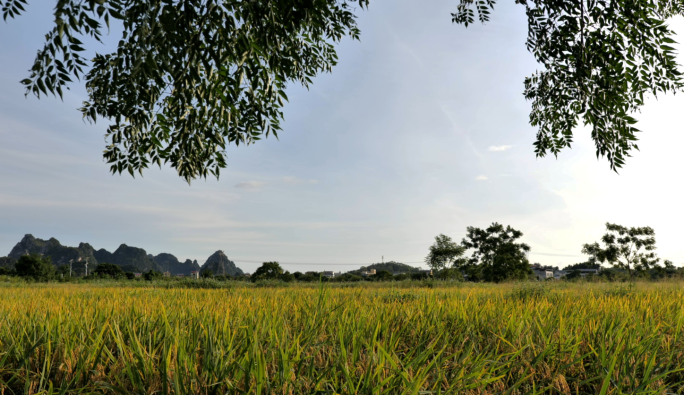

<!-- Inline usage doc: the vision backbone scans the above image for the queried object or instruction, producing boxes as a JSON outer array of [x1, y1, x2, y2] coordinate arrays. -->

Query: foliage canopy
[[1, 0, 366, 182], [453, 0, 683, 170], [2, 0, 682, 180]]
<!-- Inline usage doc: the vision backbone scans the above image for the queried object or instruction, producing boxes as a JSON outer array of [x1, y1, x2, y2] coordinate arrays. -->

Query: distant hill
[[349, 261, 421, 275], [200, 251, 244, 276], [8, 234, 97, 274], [153, 253, 200, 275], [94, 244, 163, 273], [6, 234, 242, 275]]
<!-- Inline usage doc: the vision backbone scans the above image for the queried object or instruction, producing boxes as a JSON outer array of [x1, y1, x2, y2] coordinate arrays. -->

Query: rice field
[[2, 282, 684, 394]]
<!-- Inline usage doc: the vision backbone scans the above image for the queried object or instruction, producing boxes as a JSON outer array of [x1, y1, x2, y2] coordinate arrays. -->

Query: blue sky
[[2, 1, 684, 273]]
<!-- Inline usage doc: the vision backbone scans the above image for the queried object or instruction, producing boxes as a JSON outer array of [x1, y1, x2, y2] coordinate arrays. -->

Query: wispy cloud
[[475, 175, 488, 181], [488, 145, 513, 152], [283, 176, 318, 185], [234, 181, 266, 190]]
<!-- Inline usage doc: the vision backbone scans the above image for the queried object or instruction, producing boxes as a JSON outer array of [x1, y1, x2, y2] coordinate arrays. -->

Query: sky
[[2, 1, 684, 273]]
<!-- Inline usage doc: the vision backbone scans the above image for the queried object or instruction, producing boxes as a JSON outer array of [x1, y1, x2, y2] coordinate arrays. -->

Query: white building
[[533, 269, 554, 280]]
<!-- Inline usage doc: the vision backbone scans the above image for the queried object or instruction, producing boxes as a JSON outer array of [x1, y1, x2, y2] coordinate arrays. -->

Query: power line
[[229, 259, 426, 266]]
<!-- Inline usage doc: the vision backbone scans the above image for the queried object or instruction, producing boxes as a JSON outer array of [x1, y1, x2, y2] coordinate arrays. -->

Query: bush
[[298, 274, 320, 282], [374, 270, 393, 282], [436, 268, 464, 281], [280, 272, 295, 282], [143, 270, 163, 281], [411, 272, 429, 280]]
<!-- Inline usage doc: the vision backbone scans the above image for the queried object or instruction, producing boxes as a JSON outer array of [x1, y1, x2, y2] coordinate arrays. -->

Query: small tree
[[252, 262, 284, 282], [425, 234, 466, 271], [15, 254, 55, 282], [461, 223, 532, 282], [582, 223, 659, 281]]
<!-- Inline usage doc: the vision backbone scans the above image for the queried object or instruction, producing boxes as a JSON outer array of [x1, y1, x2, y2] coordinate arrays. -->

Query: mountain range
[[1, 234, 243, 276]]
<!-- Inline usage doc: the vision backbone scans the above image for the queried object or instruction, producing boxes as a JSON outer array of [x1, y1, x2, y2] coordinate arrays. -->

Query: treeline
[[425, 222, 677, 283], [2, 222, 678, 284], [0, 255, 222, 282]]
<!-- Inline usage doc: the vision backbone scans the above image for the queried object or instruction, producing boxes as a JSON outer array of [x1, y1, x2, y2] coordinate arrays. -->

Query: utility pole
[[69, 259, 73, 277], [382, 255, 384, 264], [84, 258, 89, 277]]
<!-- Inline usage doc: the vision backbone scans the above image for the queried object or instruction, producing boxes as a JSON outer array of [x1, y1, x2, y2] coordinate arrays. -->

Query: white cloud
[[475, 175, 488, 181], [234, 181, 266, 190], [488, 145, 513, 152], [283, 176, 318, 185]]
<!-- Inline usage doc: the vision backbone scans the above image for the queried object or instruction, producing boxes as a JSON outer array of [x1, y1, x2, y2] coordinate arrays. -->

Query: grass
[[1, 281, 684, 394]]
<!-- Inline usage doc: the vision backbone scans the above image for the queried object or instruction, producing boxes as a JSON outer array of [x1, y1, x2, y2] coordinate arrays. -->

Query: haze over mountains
[[0, 234, 243, 276]]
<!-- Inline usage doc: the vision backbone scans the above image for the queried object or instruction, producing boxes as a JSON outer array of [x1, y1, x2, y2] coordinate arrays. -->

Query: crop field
[[2, 282, 684, 394]]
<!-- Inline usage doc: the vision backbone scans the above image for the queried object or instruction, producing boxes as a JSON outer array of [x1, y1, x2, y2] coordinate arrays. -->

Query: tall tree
[[581, 223, 659, 280], [425, 234, 466, 271], [2, 0, 682, 179], [461, 223, 532, 282]]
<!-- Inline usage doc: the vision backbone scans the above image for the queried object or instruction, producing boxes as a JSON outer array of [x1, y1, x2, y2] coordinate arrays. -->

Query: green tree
[[93, 262, 124, 278], [581, 223, 659, 281], [0, 0, 366, 182], [454, 0, 683, 171], [143, 270, 163, 281], [56, 264, 70, 277], [2, 0, 679, 179], [280, 271, 295, 283], [425, 234, 466, 271], [482, 243, 532, 282], [15, 254, 55, 281], [252, 262, 284, 282], [201, 269, 214, 279], [461, 223, 532, 282], [373, 270, 393, 282]]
